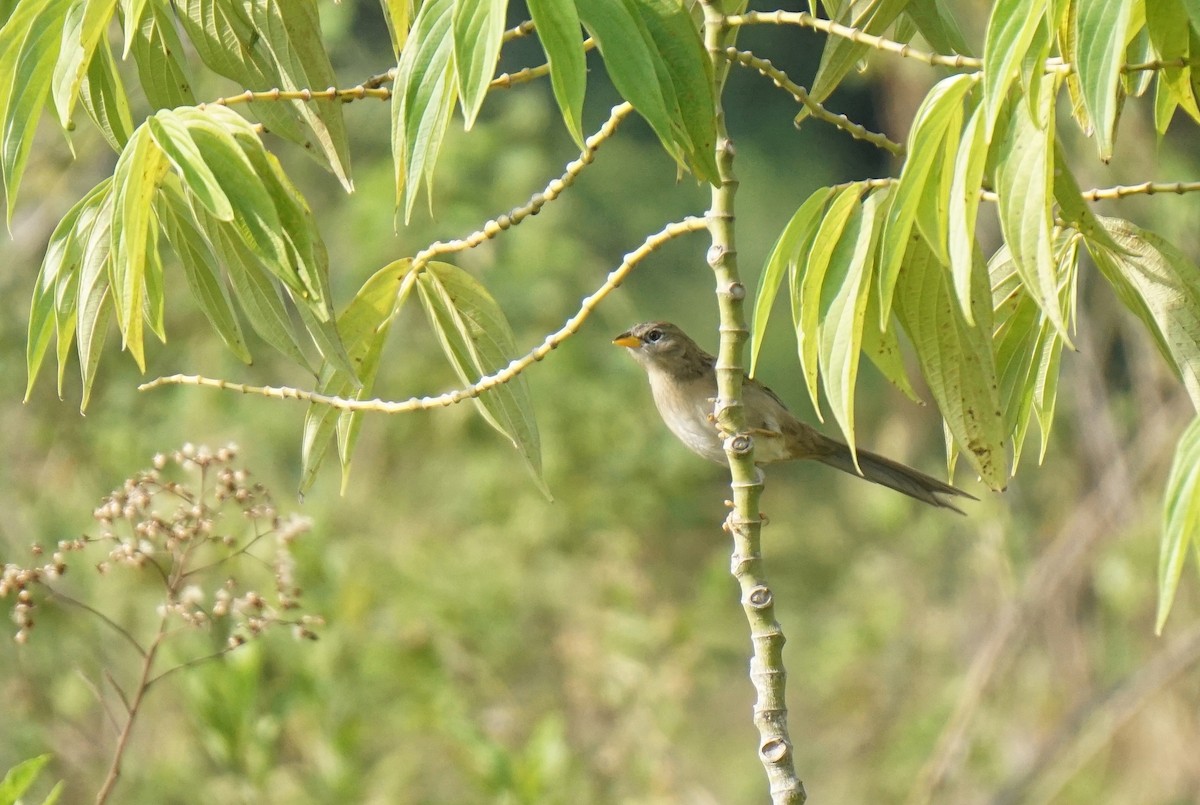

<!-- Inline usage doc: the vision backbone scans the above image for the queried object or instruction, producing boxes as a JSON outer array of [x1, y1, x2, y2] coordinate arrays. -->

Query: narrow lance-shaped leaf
[[527, 0, 587, 147], [949, 100, 988, 323], [1157, 414, 1200, 634], [156, 180, 251, 362], [981, 0, 1048, 141], [109, 125, 168, 372], [417, 261, 551, 499], [393, 0, 456, 221], [894, 233, 1007, 489], [878, 73, 979, 326], [0, 0, 74, 224], [453, 0, 506, 129], [628, 0, 718, 183], [244, 0, 354, 190], [994, 73, 1071, 342], [301, 260, 414, 496], [1088, 217, 1200, 411], [77, 188, 115, 411], [798, 0, 909, 123], [1051, 141, 1122, 253], [750, 187, 833, 376], [819, 187, 890, 462], [130, 0, 196, 110], [1145, 0, 1200, 124], [26, 178, 113, 399], [79, 35, 135, 151], [1076, 0, 1133, 161], [797, 182, 864, 415], [576, 0, 685, 171]]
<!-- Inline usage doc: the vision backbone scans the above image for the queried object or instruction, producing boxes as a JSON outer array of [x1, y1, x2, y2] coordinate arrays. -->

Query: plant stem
[[700, 2, 805, 803], [94, 615, 167, 805]]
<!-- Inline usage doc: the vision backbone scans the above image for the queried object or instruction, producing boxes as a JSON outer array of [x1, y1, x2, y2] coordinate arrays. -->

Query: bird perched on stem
[[613, 321, 975, 513]]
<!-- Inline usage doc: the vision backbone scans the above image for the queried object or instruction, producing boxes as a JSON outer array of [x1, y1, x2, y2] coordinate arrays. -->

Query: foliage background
[[2, 1, 1200, 802]]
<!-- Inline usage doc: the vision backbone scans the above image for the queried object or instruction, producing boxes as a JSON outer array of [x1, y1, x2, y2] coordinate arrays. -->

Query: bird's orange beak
[[612, 333, 642, 348]]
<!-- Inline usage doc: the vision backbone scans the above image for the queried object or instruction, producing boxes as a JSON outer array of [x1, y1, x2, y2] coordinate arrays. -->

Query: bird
[[613, 321, 976, 513]]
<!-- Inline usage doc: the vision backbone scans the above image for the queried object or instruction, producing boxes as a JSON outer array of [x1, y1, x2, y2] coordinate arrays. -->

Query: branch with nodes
[[723, 47, 904, 155], [409, 102, 634, 273], [139, 216, 709, 409], [727, 10, 1186, 77]]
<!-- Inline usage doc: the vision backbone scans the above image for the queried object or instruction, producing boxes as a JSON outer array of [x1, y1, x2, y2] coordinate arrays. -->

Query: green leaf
[[417, 261, 551, 499], [819, 187, 890, 460], [157, 181, 251, 363], [797, 182, 865, 414], [52, 0, 117, 132], [1051, 140, 1122, 253], [79, 34, 134, 151], [118, 0, 152, 56], [877, 73, 979, 326], [1089, 217, 1200, 411], [913, 90, 965, 267], [77, 187, 115, 411], [948, 101, 988, 323], [905, 0, 974, 57], [208, 219, 312, 371], [798, 0, 909, 122], [1158, 414, 1200, 634], [392, 0, 457, 221], [453, 0, 506, 129], [628, 0, 718, 183], [989, 239, 1071, 471], [130, 0, 196, 109], [243, 0, 354, 190], [301, 260, 413, 496], [176, 0, 347, 181], [0, 754, 53, 804], [26, 178, 112, 400], [894, 232, 1007, 489], [0, 0, 73, 224], [576, 0, 685, 171], [147, 111, 234, 222], [380, 0, 411, 56], [1076, 0, 1133, 161], [527, 0, 586, 147], [1057, 0, 1092, 134], [749, 187, 832, 377], [1145, 0, 1200, 124], [862, 268, 922, 404], [982, 0, 1048, 141], [178, 106, 325, 308], [109, 125, 168, 372], [993, 75, 1070, 341]]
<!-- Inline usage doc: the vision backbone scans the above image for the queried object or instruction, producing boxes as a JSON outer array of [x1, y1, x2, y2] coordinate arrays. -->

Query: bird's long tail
[[815, 439, 977, 514]]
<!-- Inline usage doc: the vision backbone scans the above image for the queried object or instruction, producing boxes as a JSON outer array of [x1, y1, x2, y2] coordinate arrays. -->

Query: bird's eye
[[645, 328, 663, 343]]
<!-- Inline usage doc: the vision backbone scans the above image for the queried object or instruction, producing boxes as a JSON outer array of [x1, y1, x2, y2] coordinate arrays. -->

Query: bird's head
[[612, 321, 710, 380]]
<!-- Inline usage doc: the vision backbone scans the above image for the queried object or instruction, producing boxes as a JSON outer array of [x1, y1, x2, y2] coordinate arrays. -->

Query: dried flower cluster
[[2, 443, 322, 647]]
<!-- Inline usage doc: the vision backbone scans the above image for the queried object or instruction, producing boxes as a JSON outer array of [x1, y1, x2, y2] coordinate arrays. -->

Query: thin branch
[[729, 10, 1182, 77], [490, 39, 597, 91], [727, 10, 981, 70], [76, 670, 122, 734], [723, 47, 904, 155], [139, 216, 709, 411], [94, 616, 168, 805], [502, 19, 536, 42], [146, 644, 240, 689], [410, 102, 634, 273], [45, 588, 147, 657]]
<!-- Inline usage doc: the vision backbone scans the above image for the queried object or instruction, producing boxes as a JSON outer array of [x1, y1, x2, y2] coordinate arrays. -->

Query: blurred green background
[[3, 2, 1200, 803]]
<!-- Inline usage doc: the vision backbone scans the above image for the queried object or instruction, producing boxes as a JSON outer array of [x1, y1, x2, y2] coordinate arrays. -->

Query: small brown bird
[[613, 321, 975, 513]]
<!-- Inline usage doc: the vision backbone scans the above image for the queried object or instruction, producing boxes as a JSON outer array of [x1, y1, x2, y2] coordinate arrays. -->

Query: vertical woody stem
[[700, 2, 805, 803]]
